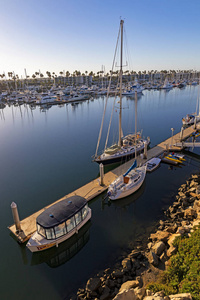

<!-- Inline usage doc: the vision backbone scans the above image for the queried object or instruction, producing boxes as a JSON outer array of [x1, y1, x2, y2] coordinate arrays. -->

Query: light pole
[[171, 128, 175, 147]]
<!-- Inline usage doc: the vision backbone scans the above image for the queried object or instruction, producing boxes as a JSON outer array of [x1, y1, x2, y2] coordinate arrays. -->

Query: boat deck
[[8, 125, 196, 243]]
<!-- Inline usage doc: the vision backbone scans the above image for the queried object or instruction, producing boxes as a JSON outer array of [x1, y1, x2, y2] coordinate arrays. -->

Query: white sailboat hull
[[108, 165, 146, 200]]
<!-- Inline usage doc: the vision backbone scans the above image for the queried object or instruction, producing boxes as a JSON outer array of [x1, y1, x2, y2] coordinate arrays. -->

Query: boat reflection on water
[[112, 181, 146, 208], [31, 221, 91, 268], [102, 181, 146, 210]]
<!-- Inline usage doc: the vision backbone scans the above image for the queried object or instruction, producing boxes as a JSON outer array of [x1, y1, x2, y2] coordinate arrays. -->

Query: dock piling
[[194, 117, 197, 129], [180, 127, 184, 141], [143, 141, 148, 159], [11, 202, 22, 232], [100, 163, 104, 186]]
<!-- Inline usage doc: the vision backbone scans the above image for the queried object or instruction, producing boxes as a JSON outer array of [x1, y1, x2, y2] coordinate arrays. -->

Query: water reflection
[[101, 180, 145, 210], [31, 221, 91, 268]]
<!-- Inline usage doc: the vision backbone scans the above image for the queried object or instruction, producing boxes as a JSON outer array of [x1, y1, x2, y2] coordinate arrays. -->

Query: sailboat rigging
[[107, 91, 147, 200], [182, 84, 200, 126], [94, 19, 150, 165]]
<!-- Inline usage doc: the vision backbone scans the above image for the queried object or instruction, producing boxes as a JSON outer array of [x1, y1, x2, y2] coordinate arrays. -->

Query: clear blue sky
[[1, 0, 200, 78]]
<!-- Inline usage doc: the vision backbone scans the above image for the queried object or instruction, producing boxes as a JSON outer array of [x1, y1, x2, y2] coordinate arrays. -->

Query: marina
[[8, 118, 197, 241], [2, 85, 200, 299], [1, 1, 200, 298]]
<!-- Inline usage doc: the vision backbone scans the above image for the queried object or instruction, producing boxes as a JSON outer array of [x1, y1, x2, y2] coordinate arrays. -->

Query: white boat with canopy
[[94, 20, 150, 165], [26, 195, 91, 252]]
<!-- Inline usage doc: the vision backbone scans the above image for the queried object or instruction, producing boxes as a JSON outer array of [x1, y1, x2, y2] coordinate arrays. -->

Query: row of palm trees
[[0, 69, 199, 86], [1, 69, 199, 80]]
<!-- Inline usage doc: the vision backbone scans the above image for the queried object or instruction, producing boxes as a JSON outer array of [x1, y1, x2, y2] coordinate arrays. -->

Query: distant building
[[56, 75, 92, 86]]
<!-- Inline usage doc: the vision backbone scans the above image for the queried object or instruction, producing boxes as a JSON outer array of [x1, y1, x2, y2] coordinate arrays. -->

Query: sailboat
[[94, 20, 150, 165], [107, 91, 147, 200], [182, 86, 200, 126], [162, 77, 173, 89]]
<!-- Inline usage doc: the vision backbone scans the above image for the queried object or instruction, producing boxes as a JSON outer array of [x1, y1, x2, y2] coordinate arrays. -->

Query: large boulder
[[121, 257, 132, 270], [148, 251, 159, 267], [167, 233, 180, 247], [167, 245, 177, 257], [113, 288, 137, 300], [184, 207, 197, 219], [86, 277, 101, 292], [112, 269, 124, 278], [152, 241, 166, 256], [150, 231, 170, 243], [134, 287, 146, 300], [192, 219, 200, 227], [169, 293, 192, 299], [100, 286, 111, 300], [119, 279, 140, 292]]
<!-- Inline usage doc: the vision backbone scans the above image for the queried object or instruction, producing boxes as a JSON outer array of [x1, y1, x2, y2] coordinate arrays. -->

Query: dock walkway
[[8, 125, 196, 243]]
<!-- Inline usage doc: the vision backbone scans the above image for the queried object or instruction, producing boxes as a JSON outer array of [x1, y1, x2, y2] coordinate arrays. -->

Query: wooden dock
[[8, 125, 197, 243]]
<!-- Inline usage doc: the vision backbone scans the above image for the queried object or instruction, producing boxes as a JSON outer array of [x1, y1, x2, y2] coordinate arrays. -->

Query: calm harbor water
[[1, 85, 200, 300]]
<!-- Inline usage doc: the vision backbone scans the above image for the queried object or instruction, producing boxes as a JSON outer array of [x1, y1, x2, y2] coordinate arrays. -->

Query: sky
[[1, 0, 200, 78]]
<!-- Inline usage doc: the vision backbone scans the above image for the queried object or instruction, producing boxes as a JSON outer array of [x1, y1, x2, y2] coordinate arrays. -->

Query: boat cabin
[[36, 196, 89, 240]]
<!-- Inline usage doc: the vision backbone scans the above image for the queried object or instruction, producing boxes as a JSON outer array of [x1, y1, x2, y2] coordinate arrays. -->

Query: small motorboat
[[144, 157, 161, 172]]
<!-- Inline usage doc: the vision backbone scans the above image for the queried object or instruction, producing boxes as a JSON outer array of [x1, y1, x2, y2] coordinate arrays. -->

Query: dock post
[[194, 117, 197, 129], [171, 128, 175, 146], [180, 127, 184, 141], [11, 202, 22, 232], [143, 141, 148, 159], [165, 143, 169, 153], [100, 163, 104, 186]]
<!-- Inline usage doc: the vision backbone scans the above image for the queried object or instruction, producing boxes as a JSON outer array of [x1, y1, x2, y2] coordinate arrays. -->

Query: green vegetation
[[147, 226, 200, 299]]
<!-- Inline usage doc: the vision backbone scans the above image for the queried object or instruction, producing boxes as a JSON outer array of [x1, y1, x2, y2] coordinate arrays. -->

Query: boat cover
[[123, 160, 137, 177], [37, 196, 87, 228]]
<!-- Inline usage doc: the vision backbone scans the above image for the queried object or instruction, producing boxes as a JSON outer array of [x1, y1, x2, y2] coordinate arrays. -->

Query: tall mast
[[118, 19, 124, 146], [135, 91, 137, 160]]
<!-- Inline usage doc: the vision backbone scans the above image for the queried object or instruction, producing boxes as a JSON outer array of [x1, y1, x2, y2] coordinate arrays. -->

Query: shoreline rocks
[[76, 173, 200, 300]]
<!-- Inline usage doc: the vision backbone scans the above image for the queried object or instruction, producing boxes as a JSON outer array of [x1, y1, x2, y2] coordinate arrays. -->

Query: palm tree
[[66, 71, 70, 77], [8, 72, 13, 80]]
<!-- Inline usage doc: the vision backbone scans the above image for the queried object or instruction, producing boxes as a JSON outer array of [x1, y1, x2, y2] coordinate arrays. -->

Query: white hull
[[68, 95, 89, 102], [27, 209, 91, 252], [182, 115, 200, 126], [145, 157, 161, 172], [108, 165, 146, 200]]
